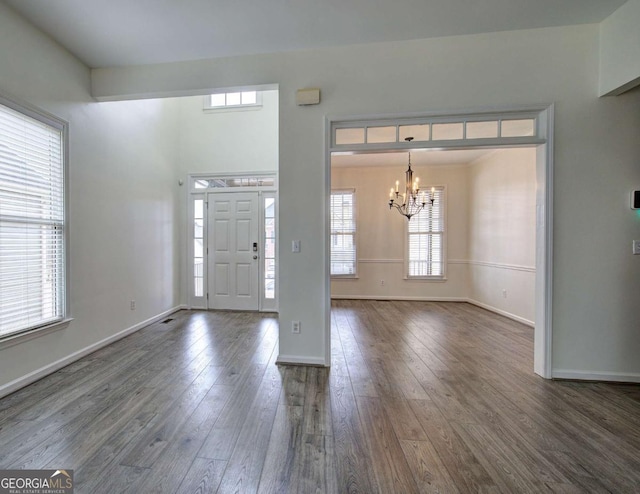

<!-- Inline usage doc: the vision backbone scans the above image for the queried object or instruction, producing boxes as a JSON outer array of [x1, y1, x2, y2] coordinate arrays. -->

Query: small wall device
[[296, 88, 321, 106], [632, 190, 640, 210]]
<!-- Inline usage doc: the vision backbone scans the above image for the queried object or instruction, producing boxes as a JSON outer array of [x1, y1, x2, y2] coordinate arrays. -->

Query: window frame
[[261, 192, 278, 312], [332, 112, 541, 148], [0, 93, 70, 344], [187, 172, 278, 312], [405, 185, 446, 280], [330, 188, 357, 278], [203, 90, 263, 112]]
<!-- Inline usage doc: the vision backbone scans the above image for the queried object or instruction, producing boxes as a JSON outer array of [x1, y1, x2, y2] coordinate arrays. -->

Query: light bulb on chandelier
[[388, 137, 435, 220]]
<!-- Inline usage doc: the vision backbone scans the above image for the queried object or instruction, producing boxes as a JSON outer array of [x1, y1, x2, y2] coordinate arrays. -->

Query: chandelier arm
[[389, 199, 426, 220], [387, 135, 433, 221]]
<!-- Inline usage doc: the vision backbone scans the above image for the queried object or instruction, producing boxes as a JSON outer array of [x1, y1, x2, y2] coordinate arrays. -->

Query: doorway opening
[[188, 173, 278, 312], [326, 107, 553, 378]]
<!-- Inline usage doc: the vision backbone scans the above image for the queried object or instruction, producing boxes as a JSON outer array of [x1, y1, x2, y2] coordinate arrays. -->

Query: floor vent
[[161, 318, 174, 324]]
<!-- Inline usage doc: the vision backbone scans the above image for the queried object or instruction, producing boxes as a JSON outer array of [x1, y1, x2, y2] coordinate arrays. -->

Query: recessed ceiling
[[2, 0, 628, 68]]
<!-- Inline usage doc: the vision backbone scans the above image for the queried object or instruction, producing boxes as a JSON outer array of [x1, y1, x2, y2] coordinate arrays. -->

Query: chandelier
[[388, 137, 434, 220]]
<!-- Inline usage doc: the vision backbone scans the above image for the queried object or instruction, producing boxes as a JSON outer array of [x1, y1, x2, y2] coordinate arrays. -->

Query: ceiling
[[2, 0, 627, 68], [332, 148, 507, 168]]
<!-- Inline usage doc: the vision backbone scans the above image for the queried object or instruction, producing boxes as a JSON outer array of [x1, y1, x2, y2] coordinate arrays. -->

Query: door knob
[[253, 255, 258, 259]]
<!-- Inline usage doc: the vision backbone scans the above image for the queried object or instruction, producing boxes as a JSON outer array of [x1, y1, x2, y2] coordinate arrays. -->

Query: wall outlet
[[130, 300, 136, 310], [292, 320, 301, 334], [502, 289, 507, 298], [633, 240, 640, 255], [380, 280, 385, 286]]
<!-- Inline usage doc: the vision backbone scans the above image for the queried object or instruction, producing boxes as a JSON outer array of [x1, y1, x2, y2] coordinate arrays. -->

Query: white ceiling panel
[[331, 148, 505, 168], [1, 0, 628, 68]]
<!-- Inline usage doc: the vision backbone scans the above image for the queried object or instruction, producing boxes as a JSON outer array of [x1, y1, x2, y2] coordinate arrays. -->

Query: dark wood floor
[[1, 301, 639, 493]]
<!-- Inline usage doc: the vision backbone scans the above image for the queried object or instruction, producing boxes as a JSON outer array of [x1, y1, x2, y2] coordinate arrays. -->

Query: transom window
[[407, 187, 445, 278], [192, 176, 275, 189], [0, 98, 66, 339], [330, 190, 356, 276], [205, 91, 261, 110], [333, 115, 538, 147]]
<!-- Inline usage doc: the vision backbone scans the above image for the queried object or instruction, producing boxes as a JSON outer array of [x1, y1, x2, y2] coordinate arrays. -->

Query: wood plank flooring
[[1, 301, 639, 493]]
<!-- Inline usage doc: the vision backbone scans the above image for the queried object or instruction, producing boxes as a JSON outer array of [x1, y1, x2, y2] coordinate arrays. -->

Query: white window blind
[[330, 190, 356, 276], [408, 187, 444, 277], [0, 100, 65, 338]]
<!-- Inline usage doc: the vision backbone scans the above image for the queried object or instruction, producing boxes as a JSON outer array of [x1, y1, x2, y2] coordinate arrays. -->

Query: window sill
[[331, 276, 359, 280], [404, 277, 448, 282], [203, 105, 262, 114], [0, 318, 74, 351]]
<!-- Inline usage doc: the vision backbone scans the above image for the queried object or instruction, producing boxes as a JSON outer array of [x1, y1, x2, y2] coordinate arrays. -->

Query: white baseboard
[[276, 354, 328, 367], [0, 305, 185, 399], [552, 369, 640, 383], [466, 299, 535, 327], [331, 295, 467, 302], [330, 295, 534, 327]]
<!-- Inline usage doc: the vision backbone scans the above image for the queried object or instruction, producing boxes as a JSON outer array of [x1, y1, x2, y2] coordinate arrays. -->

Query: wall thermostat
[[632, 190, 640, 210]]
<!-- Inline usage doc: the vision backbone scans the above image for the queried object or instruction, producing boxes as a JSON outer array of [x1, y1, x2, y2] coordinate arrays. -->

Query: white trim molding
[[355, 259, 531, 268], [0, 305, 185, 399], [276, 355, 328, 367], [463, 259, 536, 273], [552, 369, 640, 383], [331, 296, 534, 327], [466, 299, 534, 327], [331, 295, 467, 302], [0, 318, 73, 351]]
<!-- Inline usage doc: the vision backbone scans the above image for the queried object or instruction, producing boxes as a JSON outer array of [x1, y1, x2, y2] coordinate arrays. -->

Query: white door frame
[[325, 105, 554, 378], [187, 172, 278, 312]]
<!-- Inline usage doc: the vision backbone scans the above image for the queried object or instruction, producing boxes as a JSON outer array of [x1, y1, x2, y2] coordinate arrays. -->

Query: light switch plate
[[633, 240, 640, 255], [292, 240, 301, 253]]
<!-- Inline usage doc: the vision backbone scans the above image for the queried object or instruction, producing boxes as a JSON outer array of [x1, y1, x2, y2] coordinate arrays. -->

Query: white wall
[[0, 3, 181, 394], [330, 163, 469, 300], [92, 24, 640, 379], [175, 91, 279, 175], [468, 148, 537, 325], [599, 0, 640, 96]]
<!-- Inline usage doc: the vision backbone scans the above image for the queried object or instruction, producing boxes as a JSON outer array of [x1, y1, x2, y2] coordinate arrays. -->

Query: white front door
[[208, 192, 260, 310]]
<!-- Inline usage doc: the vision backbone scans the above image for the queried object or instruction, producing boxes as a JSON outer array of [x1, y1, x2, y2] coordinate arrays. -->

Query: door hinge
[[206, 293, 209, 300]]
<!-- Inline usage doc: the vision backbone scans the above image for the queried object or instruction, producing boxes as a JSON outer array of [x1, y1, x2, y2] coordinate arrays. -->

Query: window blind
[[408, 187, 444, 277], [330, 190, 356, 276], [0, 101, 65, 338]]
